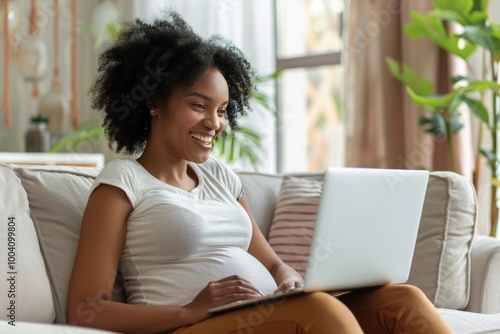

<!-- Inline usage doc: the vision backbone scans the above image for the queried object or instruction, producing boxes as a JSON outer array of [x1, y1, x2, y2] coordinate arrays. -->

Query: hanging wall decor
[[2, 0, 11, 126], [71, 0, 79, 129], [1, 0, 23, 126], [0, 0, 22, 33], [16, 0, 48, 98], [38, 0, 71, 138]]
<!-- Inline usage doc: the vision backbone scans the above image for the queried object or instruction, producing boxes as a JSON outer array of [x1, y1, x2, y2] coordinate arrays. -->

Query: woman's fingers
[[276, 279, 305, 292], [207, 275, 263, 304], [184, 275, 263, 323]]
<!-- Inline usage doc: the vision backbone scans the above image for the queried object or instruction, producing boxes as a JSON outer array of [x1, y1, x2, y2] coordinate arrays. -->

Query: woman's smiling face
[[149, 68, 229, 164]]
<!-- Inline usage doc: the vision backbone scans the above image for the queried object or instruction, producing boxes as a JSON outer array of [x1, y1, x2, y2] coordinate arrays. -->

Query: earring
[[150, 109, 157, 115]]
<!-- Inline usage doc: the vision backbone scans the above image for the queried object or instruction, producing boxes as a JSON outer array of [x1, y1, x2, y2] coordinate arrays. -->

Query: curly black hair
[[90, 11, 257, 155]]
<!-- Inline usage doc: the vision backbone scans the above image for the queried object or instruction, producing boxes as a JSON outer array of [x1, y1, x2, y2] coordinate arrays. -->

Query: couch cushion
[[267, 176, 322, 277], [0, 164, 55, 323], [437, 308, 500, 334], [407, 172, 477, 310], [237, 172, 283, 236], [12, 166, 105, 323], [0, 320, 120, 333]]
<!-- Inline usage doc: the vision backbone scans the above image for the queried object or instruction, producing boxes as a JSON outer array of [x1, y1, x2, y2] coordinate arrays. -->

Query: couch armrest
[[465, 235, 500, 313]]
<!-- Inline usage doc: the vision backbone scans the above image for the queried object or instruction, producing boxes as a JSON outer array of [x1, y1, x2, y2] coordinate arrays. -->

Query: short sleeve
[[199, 158, 243, 200], [89, 159, 138, 207]]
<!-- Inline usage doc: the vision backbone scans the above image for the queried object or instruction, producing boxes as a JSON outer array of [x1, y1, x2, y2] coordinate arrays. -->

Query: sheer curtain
[[132, 0, 277, 173]]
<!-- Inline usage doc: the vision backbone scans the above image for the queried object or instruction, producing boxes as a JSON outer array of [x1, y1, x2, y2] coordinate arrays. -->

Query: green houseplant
[[386, 0, 500, 236]]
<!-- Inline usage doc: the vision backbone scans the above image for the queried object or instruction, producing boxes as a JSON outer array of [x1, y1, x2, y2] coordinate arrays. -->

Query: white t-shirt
[[89, 158, 277, 306]]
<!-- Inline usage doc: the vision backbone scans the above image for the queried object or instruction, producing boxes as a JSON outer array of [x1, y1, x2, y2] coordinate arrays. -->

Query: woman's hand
[[183, 275, 264, 324], [271, 262, 305, 292], [276, 278, 305, 292]]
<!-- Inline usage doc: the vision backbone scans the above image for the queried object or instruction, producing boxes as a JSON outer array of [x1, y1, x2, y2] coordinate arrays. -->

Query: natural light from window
[[276, 0, 345, 173]]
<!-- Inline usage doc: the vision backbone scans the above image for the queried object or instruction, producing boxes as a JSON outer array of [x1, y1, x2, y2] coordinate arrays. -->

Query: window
[[275, 0, 345, 173]]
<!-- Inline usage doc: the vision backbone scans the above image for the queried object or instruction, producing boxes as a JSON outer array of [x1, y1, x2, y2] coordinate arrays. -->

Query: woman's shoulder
[[199, 157, 236, 177], [197, 157, 242, 197], [97, 158, 139, 180]]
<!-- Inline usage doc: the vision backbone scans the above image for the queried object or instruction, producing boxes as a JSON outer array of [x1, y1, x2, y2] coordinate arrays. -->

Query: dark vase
[[26, 121, 51, 152]]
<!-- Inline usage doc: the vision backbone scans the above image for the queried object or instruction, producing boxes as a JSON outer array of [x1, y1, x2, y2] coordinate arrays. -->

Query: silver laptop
[[208, 167, 429, 314]]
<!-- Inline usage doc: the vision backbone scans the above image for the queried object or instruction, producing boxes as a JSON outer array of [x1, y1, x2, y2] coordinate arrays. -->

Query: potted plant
[[386, 0, 500, 236]]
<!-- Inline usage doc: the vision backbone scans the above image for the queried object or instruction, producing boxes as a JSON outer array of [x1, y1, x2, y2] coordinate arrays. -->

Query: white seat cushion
[[438, 308, 500, 334], [0, 320, 119, 333]]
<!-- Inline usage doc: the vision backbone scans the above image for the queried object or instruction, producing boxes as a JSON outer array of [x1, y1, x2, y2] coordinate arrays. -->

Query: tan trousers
[[173, 284, 453, 334]]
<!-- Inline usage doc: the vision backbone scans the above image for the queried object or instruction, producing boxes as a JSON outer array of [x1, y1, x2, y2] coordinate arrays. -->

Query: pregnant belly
[[124, 247, 278, 306]]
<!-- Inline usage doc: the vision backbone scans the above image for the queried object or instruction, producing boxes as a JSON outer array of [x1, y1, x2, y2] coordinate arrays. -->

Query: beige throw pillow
[[407, 172, 477, 309]]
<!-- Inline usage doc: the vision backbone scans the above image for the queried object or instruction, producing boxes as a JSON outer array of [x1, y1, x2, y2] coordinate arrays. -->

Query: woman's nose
[[203, 110, 221, 130]]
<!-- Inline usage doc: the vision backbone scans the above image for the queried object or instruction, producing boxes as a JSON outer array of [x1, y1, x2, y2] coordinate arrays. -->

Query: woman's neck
[[136, 148, 198, 191]]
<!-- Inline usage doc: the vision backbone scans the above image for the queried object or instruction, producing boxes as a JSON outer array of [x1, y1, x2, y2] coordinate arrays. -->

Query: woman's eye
[[218, 110, 226, 116], [193, 104, 205, 110]]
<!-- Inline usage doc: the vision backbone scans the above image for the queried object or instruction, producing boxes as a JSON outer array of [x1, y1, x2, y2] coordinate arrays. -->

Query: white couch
[[1, 163, 500, 333]]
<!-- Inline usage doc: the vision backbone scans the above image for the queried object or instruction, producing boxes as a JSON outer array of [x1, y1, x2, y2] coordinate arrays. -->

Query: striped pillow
[[268, 176, 322, 278]]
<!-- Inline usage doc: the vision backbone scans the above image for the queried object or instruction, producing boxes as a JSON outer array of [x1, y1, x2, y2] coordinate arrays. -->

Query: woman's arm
[[67, 184, 192, 333], [238, 195, 304, 291], [68, 185, 262, 334]]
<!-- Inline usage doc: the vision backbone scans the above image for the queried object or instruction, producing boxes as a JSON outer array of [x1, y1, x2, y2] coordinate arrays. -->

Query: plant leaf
[[434, 0, 474, 18], [462, 96, 490, 123], [251, 90, 271, 110], [255, 70, 282, 84], [212, 124, 265, 170], [49, 124, 105, 153], [492, 24, 500, 39], [472, 0, 490, 13], [451, 75, 476, 85], [479, 147, 497, 164], [459, 79, 500, 94], [430, 0, 487, 25], [459, 25, 500, 56], [419, 111, 463, 138], [468, 11, 488, 25], [406, 88, 448, 110], [419, 113, 447, 137], [386, 58, 434, 95], [430, 9, 467, 25], [405, 12, 477, 59]]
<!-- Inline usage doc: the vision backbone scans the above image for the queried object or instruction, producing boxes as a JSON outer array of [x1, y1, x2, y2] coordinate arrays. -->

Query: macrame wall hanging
[[2, 0, 11, 126], [17, 0, 48, 99], [38, 0, 72, 138], [71, 0, 79, 129], [2, 0, 79, 131]]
